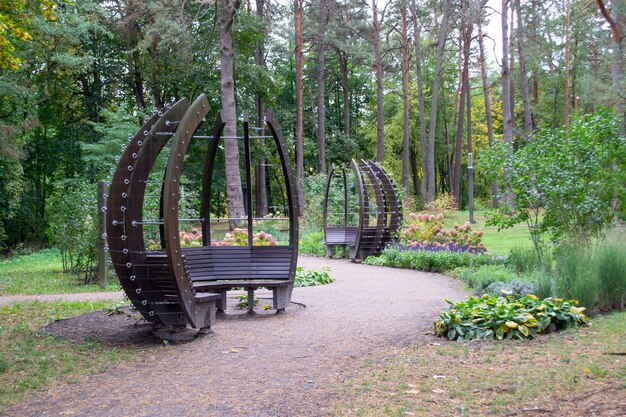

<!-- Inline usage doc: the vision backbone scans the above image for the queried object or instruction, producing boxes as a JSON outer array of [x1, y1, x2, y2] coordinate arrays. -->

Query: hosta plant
[[295, 266, 334, 287], [434, 294, 588, 341]]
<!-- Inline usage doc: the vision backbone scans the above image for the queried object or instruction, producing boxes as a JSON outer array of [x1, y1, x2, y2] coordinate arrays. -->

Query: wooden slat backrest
[[183, 246, 293, 282]]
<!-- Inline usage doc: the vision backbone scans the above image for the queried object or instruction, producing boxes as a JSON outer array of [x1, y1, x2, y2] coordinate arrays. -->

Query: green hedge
[[363, 247, 497, 273]]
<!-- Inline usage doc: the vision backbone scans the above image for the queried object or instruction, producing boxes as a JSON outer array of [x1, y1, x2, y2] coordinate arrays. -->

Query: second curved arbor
[[323, 160, 401, 261], [106, 94, 298, 333]]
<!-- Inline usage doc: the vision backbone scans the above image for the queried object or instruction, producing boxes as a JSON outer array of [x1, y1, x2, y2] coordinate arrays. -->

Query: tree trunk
[[453, 22, 470, 206], [401, 5, 411, 198], [294, 0, 305, 214], [255, 0, 268, 217], [373, 0, 385, 163], [219, 0, 245, 225], [411, 0, 428, 205], [516, 0, 533, 137], [339, 51, 351, 139], [501, 0, 514, 207], [316, 0, 328, 173], [478, 22, 498, 207], [594, 0, 624, 133], [564, 0, 571, 126], [501, 0, 514, 146], [508, 1, 515, 130], [426, 2, 450, 204]]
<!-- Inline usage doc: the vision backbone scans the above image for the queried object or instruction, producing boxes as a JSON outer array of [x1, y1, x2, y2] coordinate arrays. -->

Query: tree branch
[[596, 0, 622, 42]]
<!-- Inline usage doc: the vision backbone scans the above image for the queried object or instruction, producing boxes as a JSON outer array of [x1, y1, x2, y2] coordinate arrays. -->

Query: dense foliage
[[482, 111, 626, 247], [457, 236, 626, 314], [0, 0, 623, 253], [363, 247, 497, 273], [434, 294, 588, 341]]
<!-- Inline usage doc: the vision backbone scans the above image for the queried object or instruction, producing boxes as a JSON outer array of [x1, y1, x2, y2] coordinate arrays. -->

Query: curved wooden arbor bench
[[106, 94, 298, 332], [322, 160, 401, 261]]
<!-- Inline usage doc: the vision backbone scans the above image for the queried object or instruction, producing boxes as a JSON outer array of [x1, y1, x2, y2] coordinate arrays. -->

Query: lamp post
[[468, 152, 475, 224]]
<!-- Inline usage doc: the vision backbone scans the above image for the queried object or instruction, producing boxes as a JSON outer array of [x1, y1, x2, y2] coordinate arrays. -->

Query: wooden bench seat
[[182, 246, 294, 313]]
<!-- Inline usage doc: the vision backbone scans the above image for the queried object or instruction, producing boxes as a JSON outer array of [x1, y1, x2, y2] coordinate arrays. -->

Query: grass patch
[[436, 210, 531, 255], [335, 311, 626, 416], [0, 300, 150, 409], [0, 249, 118, 295]]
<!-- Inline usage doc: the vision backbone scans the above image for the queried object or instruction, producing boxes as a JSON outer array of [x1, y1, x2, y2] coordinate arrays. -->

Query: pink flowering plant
[[399, 213, 487, 253], [148, 227, 278, 248], [222, 228, 278, 246]]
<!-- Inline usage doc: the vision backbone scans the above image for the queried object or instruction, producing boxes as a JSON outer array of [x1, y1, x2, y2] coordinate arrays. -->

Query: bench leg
[[326, 244, 334, 258], [273, 285, 291, 312], [247, 287, 255, 315], [215, 290, 227, 313], [341, 245, 347, 258]]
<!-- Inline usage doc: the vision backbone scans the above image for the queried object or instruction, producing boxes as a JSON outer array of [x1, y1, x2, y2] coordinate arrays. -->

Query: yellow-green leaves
[[434, 294, 589, 342]]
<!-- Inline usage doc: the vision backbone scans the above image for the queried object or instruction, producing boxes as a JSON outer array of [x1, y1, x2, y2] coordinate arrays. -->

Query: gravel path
[[5, 256, 468, 417]]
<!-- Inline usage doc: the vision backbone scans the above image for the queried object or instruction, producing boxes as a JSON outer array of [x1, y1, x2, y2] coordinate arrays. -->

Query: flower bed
[[400, 213, 486, 253]]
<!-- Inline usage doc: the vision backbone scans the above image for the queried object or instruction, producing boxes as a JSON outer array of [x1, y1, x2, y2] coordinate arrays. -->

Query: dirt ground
[[3, 256, 469, 417]]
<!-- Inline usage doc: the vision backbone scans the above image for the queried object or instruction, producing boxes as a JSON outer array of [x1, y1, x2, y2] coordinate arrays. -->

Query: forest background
[[0, 0, 624, 255]]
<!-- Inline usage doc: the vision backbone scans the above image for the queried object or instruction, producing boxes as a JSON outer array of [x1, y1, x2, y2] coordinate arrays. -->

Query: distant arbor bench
[[106, 94, 298, 333], [322, 160, 401, 261]]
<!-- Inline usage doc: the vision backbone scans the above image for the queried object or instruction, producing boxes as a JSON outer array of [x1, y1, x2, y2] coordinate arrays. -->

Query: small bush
[[456, 265, 519, 290], [426, 193, 457, 213], [434, 294, 588, 341], [298, 232, 326, 256], [46, 179, 98, 282], [364, 247, 495, 273], [295, 266, 334, 287], [485, 280, 535, 297]]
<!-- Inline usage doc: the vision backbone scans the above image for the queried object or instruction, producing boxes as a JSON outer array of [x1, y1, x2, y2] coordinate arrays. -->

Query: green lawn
[[0, 300, 151, 410], [0, 249, 118, 295]]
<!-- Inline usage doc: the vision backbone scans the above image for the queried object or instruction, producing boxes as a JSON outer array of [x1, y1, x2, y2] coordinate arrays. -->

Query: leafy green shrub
[[295, 266, 334, 287], [456, 265, 519, 290], [485, 280, 535, 297], [298, 232, 326, 257], [482, 111, 626, 248], [434, 294, 588, 341], [364, 247, 496, 273], [425, 193, 457, 213], [46, 179, 98, 282]]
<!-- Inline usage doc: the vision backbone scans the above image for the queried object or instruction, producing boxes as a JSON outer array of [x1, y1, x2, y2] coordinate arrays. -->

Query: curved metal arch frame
[[106, 113, 161, 320], [126, 99, 191, 326], [354, 160, 386, 259], [322, 164, 349, 248], [162, 94, 212, 329], [266, 109, 300, 290], [363, 160, 403, 244], [322, 160, 401, 261]]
